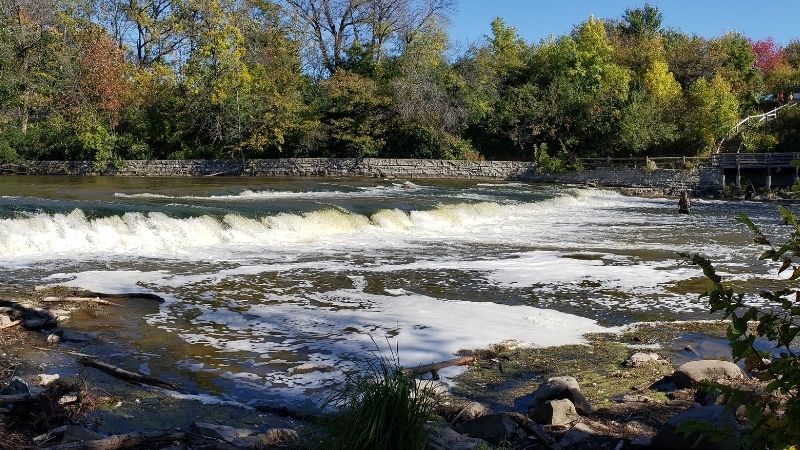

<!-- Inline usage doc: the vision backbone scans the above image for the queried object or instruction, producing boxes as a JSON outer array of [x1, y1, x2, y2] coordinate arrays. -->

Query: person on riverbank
[[678, 191, 691, 214]]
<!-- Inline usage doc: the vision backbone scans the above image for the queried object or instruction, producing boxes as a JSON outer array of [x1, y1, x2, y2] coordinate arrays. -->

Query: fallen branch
[[0, 319, 21, 330], [41, 297, 119, 306], [80, 358, 177, 390], [403, 356, 476, 377], [42, 430, 186, 450]]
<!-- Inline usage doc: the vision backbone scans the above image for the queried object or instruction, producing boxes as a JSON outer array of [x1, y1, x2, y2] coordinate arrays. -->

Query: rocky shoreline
[[0, 286, 771, 449]]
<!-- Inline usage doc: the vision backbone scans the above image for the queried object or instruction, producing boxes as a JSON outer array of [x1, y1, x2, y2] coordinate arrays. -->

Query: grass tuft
[[318, 342, 441, 450]]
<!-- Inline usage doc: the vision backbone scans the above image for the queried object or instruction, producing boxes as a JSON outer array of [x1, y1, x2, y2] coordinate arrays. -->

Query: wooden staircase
[[716, 102, 797, 154]]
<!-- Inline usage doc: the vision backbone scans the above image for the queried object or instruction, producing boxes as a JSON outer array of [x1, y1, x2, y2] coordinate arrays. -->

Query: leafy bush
[[319, 347, 441, 450], [683, 207, 800, 449]]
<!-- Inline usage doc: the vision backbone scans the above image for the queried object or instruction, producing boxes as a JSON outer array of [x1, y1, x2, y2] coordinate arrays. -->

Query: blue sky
[[448, 0, 798, 48]]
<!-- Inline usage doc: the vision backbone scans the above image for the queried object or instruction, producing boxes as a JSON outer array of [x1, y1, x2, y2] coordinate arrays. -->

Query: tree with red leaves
[[750, 37, 787, 75]]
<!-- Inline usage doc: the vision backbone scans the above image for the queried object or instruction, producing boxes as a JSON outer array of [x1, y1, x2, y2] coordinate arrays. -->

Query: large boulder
[[673, 360, 744, 388], [527, 376, 595, 415], [530, 399, 580, 426], [455, 414, 524, 445], [651, 405, 739, 450]]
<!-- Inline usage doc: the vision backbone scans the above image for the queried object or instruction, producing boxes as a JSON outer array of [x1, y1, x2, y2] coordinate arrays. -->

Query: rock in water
[[527, 376, 595, 415], [47, 333, 61, 344], [651, 405, 738, 450], [531, 398, 580, 426], [455, 414, 523, 444], [673, 360, 744, 388]]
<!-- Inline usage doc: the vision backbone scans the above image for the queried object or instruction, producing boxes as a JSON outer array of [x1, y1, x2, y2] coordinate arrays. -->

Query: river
[[0, 176, 786, 408]]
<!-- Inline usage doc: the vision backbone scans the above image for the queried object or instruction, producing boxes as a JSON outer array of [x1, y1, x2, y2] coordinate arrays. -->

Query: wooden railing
[[715, 101, 799, 153], [710, 152, 800, 169], [578, 156, 710, 170]]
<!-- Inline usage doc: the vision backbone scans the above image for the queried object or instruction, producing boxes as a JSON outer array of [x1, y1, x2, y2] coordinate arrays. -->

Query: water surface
[[0, 176, 787, 406]]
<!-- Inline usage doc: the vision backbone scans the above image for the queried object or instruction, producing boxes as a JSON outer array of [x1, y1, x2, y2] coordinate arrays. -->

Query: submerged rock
[[673, 360, 744, 388], [528, 376, 595, 415], [531, 398, 579, 426]]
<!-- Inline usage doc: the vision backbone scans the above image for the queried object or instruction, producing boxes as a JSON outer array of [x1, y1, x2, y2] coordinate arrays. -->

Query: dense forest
[[1, 1, 799, 164]]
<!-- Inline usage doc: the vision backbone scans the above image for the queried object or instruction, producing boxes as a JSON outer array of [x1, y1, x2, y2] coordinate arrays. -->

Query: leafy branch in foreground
[[682, 206, 800, 449], [317, 343, 441, 450]]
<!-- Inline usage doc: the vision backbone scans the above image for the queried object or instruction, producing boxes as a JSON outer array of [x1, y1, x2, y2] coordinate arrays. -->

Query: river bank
[[0, 283, 758, 450], [0, 158, 721, 193]]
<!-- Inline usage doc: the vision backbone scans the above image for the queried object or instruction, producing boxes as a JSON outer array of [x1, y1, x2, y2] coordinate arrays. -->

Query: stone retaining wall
[[3, 158, 721, 191]]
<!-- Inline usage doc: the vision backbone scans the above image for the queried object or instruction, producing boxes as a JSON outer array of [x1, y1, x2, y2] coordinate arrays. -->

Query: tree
[[281, 0, 453, 75], [620, 3, 662, 37], [685, 74, 738, 153], [751, 37, 787, 76]]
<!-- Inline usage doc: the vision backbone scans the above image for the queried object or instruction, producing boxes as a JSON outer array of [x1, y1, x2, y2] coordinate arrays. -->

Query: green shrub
[[683, 207, 800, 449], [319, 347, 441, 450]]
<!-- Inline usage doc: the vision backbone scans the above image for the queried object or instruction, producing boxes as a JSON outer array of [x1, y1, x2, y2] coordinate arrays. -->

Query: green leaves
[[683, 210, 800, 449]]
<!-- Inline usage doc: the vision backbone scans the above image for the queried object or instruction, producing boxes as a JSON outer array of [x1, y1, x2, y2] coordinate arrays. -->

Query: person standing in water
[[678, 191, 691, 214], [744, 183, 755, 201]]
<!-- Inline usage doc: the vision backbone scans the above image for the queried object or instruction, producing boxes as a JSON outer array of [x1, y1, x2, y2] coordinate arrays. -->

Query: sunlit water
[[0, 177, 789, 407]]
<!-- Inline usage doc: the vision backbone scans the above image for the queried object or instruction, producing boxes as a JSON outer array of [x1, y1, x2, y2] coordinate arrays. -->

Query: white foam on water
[[0, 189, 649, 261], [49, 268, 609, 393]]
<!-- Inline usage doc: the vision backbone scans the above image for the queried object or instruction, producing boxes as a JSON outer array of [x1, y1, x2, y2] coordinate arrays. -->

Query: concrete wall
[[4, 158, 719, 191]]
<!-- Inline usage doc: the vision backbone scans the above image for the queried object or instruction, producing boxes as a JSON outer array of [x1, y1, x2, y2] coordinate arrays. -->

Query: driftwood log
[[79, 358, 177, 390], [42, 430, 186, 450], [403, 356, 476, 377], [41, 297, 119, 306]]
